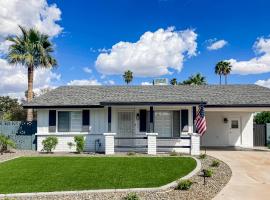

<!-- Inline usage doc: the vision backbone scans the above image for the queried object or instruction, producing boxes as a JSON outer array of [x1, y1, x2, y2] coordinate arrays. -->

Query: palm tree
[[182, 73, 207, 85], [123, 70, 133, 85], [6, 26, 57, 121], [222, 61, 232, 85], [170, 78, 177, 85], [215, 61, 224, 85]]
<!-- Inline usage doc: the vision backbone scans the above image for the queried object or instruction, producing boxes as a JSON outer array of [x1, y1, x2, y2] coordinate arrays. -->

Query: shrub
[[176, 179, 193, 190], [74, 136, 85, 153], [42, 136, 58, 153], [169, 151, 178, 156], [123, 193, 140, 200], [0, 134, 16, 154], [127, 152, 136, 156], [199, 153, 207, 159], [202, 169, 213, 177], [211, 160, 220, 167]]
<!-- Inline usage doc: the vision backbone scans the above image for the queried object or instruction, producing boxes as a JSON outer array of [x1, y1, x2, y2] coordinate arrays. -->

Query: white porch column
[[146, 133, 158, 155], [103, 132, 116, 155], [190, 133, 200, 155]]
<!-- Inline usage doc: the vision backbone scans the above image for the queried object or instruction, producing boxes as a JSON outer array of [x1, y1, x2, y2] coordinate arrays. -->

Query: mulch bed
[[0, 151, 232, 200]]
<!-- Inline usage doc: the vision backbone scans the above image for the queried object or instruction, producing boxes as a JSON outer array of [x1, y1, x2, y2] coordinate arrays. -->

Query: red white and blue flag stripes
[[195, 103, 207, 135]]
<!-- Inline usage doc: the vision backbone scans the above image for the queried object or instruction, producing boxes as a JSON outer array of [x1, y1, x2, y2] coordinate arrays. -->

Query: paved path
[[207, 150, 270, 200]]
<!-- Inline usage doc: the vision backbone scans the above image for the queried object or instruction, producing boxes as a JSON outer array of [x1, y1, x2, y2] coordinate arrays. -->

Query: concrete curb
[[0, 155, 21, 164], [0, 156, 201, 198]]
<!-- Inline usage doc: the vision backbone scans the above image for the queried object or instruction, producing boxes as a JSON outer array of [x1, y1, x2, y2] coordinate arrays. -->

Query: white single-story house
[[24, 85, 270, 155]]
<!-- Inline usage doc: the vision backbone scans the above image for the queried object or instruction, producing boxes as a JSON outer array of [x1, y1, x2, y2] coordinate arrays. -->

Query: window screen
[[58, 111, 70, 132]]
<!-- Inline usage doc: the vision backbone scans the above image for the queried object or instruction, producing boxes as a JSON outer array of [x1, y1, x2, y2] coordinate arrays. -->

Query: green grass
[[0, 156, 196, 194]]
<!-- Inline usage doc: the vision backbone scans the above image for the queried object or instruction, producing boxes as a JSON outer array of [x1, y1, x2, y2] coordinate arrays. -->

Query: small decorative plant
[[127, 152, 136, 156], [67, 142, 75, 150], [176, 179, 193, 190], [0, 134, 16, 155], [199, 153, 207, 159], [202, 169, 213, 177], [42, 136, 58, 153], [169, 150, 178, 156], [211, 160, 220, 167], [123, 193, 140, 200], [74, 135, 85, 153]]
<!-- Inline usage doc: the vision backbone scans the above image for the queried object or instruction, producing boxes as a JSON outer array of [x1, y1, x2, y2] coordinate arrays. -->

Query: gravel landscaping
[[0, 150, 232, 200]]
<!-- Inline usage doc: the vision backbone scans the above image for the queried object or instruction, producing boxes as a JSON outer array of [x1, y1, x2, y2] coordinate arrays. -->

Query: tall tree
[[170, 78, 177, 85], [215, 61, 224, 85], [0, 96, 26, 121], [6, 26, 57, 121], [123, 70, 133, 85], [222, 61, 232, 85], [182, 73, 207, 85]]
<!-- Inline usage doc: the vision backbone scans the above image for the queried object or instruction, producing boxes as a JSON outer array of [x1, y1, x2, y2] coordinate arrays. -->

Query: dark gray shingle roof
[[24, 84, 270, 107]]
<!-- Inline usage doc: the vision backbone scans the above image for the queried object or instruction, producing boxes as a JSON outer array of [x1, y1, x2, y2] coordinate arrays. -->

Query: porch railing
[[114, 136, 148, 152]]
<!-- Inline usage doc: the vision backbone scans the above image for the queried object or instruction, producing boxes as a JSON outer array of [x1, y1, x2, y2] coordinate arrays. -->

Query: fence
[[0, 121, 37, 150]]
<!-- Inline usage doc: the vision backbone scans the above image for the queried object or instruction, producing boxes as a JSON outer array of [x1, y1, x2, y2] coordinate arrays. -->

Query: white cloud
[[103, 80, 115, 85], [230, 36, 270, 75], [207, 39, 228, 50], [255, 79, 270, 88], [0, 59, 60, 98], [141, 81, 152, 85], [95, 27, 197, 77], [83, 67, 92, 74], [0, 0, 62, 38], [67, 79, 102, 86]]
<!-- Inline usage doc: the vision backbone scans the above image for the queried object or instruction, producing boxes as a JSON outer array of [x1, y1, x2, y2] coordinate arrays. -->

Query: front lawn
[[0, 156, 196, 194]]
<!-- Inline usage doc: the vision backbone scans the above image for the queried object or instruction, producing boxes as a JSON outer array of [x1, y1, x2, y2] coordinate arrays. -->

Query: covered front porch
[[101, 103, 201, 155]]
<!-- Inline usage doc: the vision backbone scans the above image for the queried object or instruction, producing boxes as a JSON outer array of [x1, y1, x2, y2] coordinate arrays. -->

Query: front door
[[228, 117, 241, 146], [117, 111, 135, 146]]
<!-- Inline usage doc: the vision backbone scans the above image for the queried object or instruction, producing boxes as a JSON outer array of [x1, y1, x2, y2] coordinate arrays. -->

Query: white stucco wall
[[202, 111, 254, 148]]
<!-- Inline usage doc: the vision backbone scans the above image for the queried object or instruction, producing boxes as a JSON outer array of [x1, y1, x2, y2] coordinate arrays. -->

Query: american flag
[[195, 104, 207, 135]]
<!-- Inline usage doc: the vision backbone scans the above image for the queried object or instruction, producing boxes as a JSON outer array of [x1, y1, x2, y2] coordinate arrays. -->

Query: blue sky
[[1, 0, 270, 97]]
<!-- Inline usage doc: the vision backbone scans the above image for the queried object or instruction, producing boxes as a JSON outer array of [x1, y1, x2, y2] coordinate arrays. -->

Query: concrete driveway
[[207, 150, 270, 200]]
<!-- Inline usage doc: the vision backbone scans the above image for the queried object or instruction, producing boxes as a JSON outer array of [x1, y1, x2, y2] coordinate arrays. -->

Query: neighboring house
[[24, 85, 270, 154]]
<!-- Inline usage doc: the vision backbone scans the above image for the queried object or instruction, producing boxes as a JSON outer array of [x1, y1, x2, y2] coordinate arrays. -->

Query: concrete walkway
[[207, 150, 270, 200]]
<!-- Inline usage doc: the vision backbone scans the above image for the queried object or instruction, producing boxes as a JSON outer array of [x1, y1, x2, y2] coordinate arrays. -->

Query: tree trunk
[[219, 75, 221, 85], [27, 65, 34, 121], [225, 75, 227, 85]]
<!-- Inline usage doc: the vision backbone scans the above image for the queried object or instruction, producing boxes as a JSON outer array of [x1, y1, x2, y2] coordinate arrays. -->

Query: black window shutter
[[181, 109, 189, 132], [82, 110, 90, 132], [139, 110, 147, 132], [49, 110, 56, 132]]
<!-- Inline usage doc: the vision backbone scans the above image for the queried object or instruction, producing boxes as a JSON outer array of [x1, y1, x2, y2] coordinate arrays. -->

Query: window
[[58, 111, 70, 132], [231, 120, 239, 129], [57, 111, 82, 132]]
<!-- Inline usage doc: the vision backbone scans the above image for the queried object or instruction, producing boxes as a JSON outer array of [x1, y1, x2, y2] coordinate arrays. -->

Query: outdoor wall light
[[223, 118, 228, 123], [136, 113, 140, 120]]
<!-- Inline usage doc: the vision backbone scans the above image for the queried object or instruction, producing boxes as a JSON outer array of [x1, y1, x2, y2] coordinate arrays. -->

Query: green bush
[[176, 179, 193, 190], [202, 169, 213, 177], [123, 193, 140, 200], [199, 153, 207, 159], [211, 160, 220, 167], [74, 136, 85, 153], [170, 151, 178, 156], [42, 136, 58, 153], [127, 152, 136, 156], [0, 134, 16, 154]]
